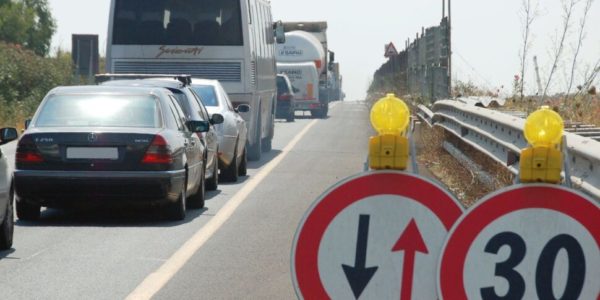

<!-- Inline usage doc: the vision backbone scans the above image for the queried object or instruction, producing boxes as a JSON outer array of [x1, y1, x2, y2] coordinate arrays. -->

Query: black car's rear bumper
[[14, 170, 185, 208]]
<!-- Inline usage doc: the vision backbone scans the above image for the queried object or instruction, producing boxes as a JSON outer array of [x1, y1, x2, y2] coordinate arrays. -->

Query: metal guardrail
[[417, 100, 600, 200], [456, 96, 506, 108], [416, 104, 434, 128]]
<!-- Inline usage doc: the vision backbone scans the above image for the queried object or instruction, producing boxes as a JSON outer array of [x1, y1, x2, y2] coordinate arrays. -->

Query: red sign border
[[291, 171, 464, 299], [438, 184, 600, 299]]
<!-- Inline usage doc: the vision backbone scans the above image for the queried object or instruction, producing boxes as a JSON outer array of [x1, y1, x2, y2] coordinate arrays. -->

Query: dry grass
[[416, 126, 514, 207], [504, 94, 600, 126]]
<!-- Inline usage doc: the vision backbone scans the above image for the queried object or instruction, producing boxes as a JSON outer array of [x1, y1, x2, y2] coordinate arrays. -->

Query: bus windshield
[[112, 0, 243, 46]]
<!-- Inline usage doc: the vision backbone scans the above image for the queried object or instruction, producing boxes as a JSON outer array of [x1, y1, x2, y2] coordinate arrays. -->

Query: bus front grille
[[113, 61, 242, 82]]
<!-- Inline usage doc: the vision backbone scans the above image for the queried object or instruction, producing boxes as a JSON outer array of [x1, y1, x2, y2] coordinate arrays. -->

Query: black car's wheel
[[16, 197, 40, 221], [221, 146, 239, 182], [166, 178, 186, 220], [0, 188, 14, 250], [247, 112, 262, 161], [321, 105, 329, 119], [286, 108, 295, 122], [310, 109, 321, 118], [238, 146, 247, 177], [188, 163, 206, 209], [205, 153, 218, 191]]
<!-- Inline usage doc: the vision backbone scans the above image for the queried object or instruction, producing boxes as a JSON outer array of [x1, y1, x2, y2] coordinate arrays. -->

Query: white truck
[[277, 62, 320, 107], [277, 22, 333, 118]]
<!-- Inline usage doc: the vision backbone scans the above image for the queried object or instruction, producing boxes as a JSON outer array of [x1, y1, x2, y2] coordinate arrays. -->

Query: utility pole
[[533, 56, 543, 96], [442, 0, 446, 19]]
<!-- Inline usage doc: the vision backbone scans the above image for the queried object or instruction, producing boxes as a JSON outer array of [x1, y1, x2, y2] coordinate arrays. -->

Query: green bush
[[0, 42, 73, 128]]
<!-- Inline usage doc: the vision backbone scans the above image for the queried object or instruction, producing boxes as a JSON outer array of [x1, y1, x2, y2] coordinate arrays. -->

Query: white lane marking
[[126, 118, 321, 300]]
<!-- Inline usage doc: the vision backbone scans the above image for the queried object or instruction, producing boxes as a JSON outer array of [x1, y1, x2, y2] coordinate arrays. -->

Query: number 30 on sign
[[438, 184, 599, 300]]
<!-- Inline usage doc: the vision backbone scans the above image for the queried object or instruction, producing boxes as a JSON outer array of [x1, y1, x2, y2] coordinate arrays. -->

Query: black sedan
[[14, 86, 209, 221]]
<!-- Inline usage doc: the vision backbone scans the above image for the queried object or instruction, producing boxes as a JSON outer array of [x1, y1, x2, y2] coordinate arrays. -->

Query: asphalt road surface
[[0, 101, 375, 299]]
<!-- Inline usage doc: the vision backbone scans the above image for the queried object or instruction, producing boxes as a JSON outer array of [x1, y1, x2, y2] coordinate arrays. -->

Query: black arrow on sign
[[342, 214, 378, 299]]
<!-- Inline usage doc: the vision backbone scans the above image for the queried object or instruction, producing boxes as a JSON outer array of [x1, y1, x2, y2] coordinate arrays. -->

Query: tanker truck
[[276, 31, 326, 117], [277, 22, 334, 118]]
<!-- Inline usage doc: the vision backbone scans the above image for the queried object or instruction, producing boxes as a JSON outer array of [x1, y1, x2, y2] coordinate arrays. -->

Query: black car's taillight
[[278, 93, 293, 101], [142, 135, 173, 164], [16, 135, 44, 163]]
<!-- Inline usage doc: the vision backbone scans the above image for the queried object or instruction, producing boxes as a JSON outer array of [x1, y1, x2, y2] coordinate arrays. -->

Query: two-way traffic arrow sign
[[342, 215, 378, 298], [292, 171, 464, 299], [393, 219, 429, 300]]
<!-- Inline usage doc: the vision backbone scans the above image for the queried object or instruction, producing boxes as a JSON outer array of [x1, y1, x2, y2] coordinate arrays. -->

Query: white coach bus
[[106, 0, 284, 160]]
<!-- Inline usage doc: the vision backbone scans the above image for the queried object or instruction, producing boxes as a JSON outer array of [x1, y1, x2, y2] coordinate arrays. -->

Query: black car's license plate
[[66, 147, 119, 160]]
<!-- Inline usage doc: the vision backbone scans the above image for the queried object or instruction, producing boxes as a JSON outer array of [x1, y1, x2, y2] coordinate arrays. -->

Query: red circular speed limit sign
[[292, 171, 463, 299], [438, 184, 600, 300]]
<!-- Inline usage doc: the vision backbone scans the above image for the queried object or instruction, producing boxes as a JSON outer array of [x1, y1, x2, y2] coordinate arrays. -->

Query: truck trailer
[[278, 22, 334, 117]]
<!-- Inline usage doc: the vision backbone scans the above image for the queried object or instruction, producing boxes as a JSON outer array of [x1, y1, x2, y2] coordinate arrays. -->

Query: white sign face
[[439, 185, 600, 300], [292, 172, 463, 300], [318, 195, 448, 299], [463, 209, 599, 299]]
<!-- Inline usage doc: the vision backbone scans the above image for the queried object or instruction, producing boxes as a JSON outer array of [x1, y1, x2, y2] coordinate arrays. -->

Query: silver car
[[0, 127, 18, 250], [191, 79, 249, 182]]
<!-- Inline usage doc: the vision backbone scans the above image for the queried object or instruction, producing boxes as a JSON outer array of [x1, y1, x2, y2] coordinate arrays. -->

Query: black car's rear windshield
[[35, 94, 162, 128], [276, 77, 289, 93]]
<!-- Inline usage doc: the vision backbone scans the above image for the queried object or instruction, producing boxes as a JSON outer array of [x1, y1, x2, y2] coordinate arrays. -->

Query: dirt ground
[[414, 124, 514, 207]]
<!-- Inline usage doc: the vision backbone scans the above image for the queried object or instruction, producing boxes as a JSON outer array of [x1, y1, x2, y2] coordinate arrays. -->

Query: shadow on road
[[15, 204, 210, 228], [0, 248, 16, 260], [247, 149, 282, 169]]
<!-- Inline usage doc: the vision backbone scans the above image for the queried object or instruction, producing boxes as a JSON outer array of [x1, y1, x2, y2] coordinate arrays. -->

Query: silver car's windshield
[[35, 94, 162, 128]]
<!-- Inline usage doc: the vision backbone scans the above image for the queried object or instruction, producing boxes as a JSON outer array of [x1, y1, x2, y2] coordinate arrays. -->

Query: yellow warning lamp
[[369, 93, 410, 170], [519, 106, 564, 183]]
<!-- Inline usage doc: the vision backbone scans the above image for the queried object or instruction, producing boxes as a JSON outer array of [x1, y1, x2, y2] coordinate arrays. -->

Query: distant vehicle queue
[[3, 0, 343, 224]]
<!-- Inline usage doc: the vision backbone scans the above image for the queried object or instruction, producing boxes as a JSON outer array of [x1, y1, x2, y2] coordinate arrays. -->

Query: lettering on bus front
[[156, 46, 204, 58]]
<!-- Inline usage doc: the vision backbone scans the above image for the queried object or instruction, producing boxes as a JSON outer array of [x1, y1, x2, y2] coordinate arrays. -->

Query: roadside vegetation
[[0, 43, 72, 129], [0, 0, 73, 129]]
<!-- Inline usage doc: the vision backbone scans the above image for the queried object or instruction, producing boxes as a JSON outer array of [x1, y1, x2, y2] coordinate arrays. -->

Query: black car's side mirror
[[210, 113, 225, 125], [236, 104, 250, 113], [186, 120, 210, 133], [0, 127, 18, 145]]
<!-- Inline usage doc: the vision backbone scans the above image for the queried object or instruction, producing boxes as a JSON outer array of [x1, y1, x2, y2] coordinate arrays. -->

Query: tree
[[23, 0, 55, 56], [540, 0, 578, 104], [0, 0, 55, 56], [517, 0, 538, 102]]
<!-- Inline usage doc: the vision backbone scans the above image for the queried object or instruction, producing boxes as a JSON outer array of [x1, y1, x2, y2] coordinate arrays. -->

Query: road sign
[[292, 171, 463, 299], [384, 42, 398, 58], [438, 184, 600, 300]]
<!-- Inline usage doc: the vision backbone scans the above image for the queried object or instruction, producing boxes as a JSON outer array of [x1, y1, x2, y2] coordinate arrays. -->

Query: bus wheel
[[248, 114, 262, 161]]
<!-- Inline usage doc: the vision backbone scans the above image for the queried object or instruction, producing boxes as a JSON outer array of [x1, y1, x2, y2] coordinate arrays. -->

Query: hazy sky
[[49, 0, 599, 100]]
